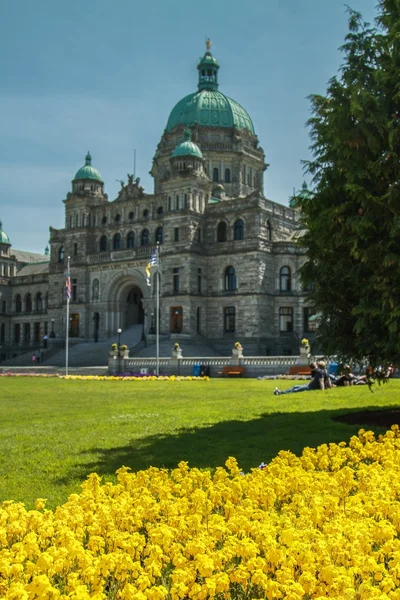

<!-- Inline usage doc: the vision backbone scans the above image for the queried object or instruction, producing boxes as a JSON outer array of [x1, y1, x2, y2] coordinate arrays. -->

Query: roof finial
[[184, 128, 192, 141], [85, 151, 92, 166], [206, 37, 212, 51]]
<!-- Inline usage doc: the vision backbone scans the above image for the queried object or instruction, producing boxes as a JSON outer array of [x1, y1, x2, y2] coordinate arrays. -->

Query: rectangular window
[[34, 322, 41, 343], [279, 307, 293, 332], [197, 227, 201, 243], [224, 306, 236, 333], [176, 195, 180, 210], [174, 227, 180, 242], [173, 268, 180, 293], [14, 323, 20, 344], [72, 278, 78, 301], [73, 243, 78, 256], [184, 193, 188, 208], [2, 300, 6, 313], [168, 196, 172, 211], [197, 268, 202, 293]]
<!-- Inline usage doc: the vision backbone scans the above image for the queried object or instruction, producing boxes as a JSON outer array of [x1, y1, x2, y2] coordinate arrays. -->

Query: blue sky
[[1, 0, 377, 253]]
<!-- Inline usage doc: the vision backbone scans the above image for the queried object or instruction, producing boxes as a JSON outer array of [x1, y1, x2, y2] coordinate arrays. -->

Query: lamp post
[[117, 327, 122, 349], [141, 314, 146, 342], [149, 312, 155, 334]]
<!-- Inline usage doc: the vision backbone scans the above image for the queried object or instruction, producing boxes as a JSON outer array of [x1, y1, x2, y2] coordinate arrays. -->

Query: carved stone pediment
[[116, 175, 145, 201]]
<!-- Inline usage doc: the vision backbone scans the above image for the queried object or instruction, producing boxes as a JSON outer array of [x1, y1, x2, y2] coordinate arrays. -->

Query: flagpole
[[65, 256, 70, 376], [156, 243, 160, 377]]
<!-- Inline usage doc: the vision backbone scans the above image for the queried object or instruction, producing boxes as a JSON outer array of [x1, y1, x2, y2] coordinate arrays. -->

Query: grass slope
[[1, 378, 399, 509]]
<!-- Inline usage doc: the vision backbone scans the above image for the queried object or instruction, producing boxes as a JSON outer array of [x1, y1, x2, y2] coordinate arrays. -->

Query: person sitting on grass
[[330, 364, 368, 387], [274, 361, 331, 395]]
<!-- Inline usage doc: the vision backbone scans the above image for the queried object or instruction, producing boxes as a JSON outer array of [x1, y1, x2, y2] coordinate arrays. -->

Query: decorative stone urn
[[172, 345, 183, 360], [232, 347, 243, 359], [297, 344, 310, 366]]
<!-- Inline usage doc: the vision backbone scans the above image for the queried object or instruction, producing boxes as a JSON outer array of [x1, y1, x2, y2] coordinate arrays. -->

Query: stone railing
[[109, 354, 304, 378]]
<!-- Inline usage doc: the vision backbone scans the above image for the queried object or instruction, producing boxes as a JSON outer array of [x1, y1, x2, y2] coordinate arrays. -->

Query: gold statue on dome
[[206, 38, 212, 51]]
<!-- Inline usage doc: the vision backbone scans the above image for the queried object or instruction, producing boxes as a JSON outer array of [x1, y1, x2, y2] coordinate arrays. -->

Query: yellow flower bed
[[60, 376, 209, 382], [2, 428, 400, 599]]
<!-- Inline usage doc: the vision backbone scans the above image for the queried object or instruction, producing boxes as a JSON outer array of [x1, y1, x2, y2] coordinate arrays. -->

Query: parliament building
[[0, 42, 315, 361]]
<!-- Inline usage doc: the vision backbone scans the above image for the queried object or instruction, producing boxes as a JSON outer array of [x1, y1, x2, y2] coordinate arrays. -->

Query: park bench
[[218, 366, 246, 377], [287, 365, 311, 376]]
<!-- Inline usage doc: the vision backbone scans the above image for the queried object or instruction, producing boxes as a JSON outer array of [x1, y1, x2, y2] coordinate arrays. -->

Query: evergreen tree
[[296, 0, 400, 365]]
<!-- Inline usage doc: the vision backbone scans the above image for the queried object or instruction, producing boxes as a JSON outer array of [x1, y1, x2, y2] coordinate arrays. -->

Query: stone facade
[[0, 44, 316, 361]]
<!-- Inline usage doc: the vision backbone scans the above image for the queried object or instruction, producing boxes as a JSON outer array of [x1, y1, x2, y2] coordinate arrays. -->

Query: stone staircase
[[44, 324, 144, 367]]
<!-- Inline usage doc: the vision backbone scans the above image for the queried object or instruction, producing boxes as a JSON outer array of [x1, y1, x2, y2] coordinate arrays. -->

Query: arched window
[[26, 293, 32, 313], [225, 266, 237, 291], [280, 266, 291, 292], [75, 214, 79, 227], [58, 246, 65, 263], [143, 209, 149, 218], [266, 220, 272, 241], [234, 219, 244, 241], [128, 211, 134, 220], [155, 226, 163, 244], [141, 229, 149, 246], [15, 294, 22, 313], [36, 292, 43, 312], [217, 221, 227, 242], [113, 233, 121, 250], [99, 235, 107, 252], [126, 231, 135, 249], [45, 292, 49, 309], [115, 214, 120, 223], [92, 278, 100, 301], [213, 167, 219, 182], [156, 206, 163, 215], [225, 168, 231, 183]]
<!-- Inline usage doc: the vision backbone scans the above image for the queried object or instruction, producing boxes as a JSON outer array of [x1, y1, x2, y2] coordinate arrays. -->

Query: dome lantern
[[197, 38, 219, 92]]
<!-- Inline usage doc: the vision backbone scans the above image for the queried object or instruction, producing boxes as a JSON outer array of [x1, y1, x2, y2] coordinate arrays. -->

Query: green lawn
[[1, 377, 399, 509]]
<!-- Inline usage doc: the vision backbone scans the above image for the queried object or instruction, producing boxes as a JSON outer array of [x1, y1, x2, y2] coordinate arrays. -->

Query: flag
[[66, 266, 71, 300], [145, 248, 158, 286]]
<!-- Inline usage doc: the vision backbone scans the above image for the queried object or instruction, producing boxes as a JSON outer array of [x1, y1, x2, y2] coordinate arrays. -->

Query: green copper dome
[[166, 91, 255, 134], [166, 41, 255, 135], [0, 220, 10, 245], [73, 152, 103, 182], [172, 129, 203, 158]]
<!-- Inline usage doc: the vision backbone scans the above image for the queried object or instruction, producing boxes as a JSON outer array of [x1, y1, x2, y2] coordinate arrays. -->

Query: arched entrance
[[103, 272, 148, 338], [124, 286, 144, 328]]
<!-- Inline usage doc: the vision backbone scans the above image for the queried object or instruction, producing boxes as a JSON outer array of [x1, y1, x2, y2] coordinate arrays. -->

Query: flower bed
[[2, 428, 400, 598], [0, 373, 209, 381]]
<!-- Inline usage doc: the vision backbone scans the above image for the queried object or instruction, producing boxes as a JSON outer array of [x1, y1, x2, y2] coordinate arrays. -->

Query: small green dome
[[73, 152, 103, 182], [172, 129, 203, 158], [166, 90, 255, 135], [0, 220, 10, 245]]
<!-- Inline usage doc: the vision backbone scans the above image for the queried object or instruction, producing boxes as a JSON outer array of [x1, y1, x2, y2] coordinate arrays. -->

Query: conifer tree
[[297, 1, 400, 365]]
